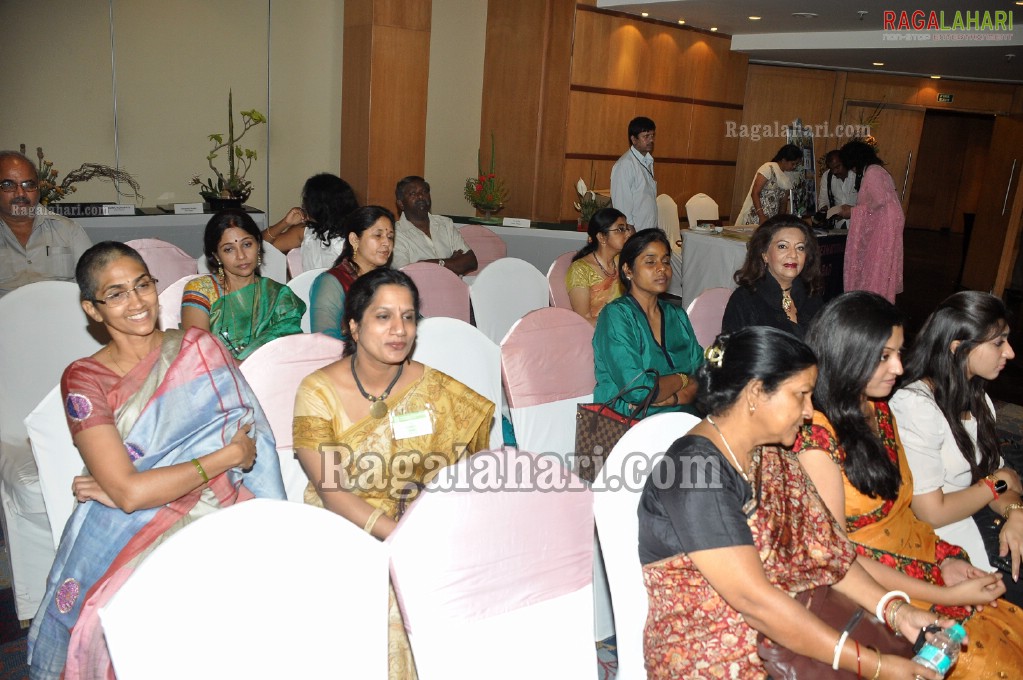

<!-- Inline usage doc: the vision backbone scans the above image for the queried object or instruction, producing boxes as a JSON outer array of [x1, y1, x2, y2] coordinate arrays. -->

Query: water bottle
[[912, 622, 966, 678]]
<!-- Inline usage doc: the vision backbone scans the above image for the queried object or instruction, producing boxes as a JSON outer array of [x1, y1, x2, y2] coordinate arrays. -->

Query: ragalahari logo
[[882, 10, 1013, 42]]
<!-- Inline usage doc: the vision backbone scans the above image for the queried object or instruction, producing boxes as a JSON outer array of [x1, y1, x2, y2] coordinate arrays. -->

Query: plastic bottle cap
[[947, 623, 967, 643]]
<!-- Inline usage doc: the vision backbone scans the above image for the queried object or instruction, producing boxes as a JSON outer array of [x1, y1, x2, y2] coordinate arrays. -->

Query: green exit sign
[[937, 93, 954, 103]]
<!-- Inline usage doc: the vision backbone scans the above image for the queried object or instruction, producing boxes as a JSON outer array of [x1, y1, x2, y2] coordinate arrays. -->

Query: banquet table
[[77, 209, 268, 257], [455, 222, 586, 274]]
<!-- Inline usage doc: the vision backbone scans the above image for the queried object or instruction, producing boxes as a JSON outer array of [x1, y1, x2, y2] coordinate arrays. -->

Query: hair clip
[[705, 345, 724, 368]]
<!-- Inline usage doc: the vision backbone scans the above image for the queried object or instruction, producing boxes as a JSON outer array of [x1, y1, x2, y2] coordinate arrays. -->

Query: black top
[[721, 275, 823, 339], [638, 434, 754, 565]]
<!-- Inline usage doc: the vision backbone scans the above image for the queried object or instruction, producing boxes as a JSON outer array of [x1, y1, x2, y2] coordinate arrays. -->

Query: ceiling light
[[873, 62, 884, 66], [748, 16, 761, 21], [792, 12, 818, 19], [710, 27, 718, 31], [930, 75, 941, 79], [678, 19, 685, 25], [641, 12, 649, 17]]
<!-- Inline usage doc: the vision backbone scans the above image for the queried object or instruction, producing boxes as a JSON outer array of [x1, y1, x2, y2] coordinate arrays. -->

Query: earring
[[749, 403, 756, 415], [354, 244, 360, 257], [257, 254, 262, 268], [217, 262, 225, 280]]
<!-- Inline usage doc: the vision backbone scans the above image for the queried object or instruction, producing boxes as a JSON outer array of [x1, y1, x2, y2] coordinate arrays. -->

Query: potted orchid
[[189, 90, 267, 208], [574, 170, 610, 230]]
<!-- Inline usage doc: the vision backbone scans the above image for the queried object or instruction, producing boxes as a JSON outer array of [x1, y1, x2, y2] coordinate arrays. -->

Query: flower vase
[[473, 204, 502, 225]]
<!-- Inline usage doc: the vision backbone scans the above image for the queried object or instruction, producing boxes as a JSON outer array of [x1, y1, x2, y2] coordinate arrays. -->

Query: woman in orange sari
[[566, 207, 632, 324], [796, 291, 1023, 678]]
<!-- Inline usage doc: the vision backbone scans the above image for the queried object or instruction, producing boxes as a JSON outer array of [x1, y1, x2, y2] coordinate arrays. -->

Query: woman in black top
[[721, 214, 824, 338]]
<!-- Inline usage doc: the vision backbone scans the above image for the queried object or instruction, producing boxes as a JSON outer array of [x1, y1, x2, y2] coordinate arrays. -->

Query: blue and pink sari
[[28, 328, 286, 679]]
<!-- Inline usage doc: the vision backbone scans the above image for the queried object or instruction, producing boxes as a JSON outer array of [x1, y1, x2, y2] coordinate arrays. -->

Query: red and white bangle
[[875, 590, 909, 623]]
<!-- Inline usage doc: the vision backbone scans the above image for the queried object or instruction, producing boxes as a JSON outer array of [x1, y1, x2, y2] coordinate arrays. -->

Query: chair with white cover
[[469, 257, 549, 346], [656, 194, 685, 298], [239, 334, 346, 502], [157, 274, 201, 331], [400, 262, 471, 323], [412, 317, 503, 450], [546, 250, 576, 308], [388, 448, 596, 680], [285, 267, 326, 333], [685, 287, 733, 348], [592, 412, 701, 680], [499, 307, 614, 640], [0, 281, 105, 618], [197, 242, 287, 284], [684, 192, 720, 226], [124, 239, 197, 294], [286, 247, 304, 278], [101, 499, 389, 680], [25, 386, 83, 550], [458, 224, 507, 276]]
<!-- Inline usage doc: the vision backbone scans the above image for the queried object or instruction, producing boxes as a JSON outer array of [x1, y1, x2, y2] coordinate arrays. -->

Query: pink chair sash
[[286, 248, 303, 278], [546, 251, 575, 308], [458, 225, 507, 275], [400, 262, 471, 323], [500, 307, 595, 408], [125, 239, 198, 294], [686, 287, 732, 348]]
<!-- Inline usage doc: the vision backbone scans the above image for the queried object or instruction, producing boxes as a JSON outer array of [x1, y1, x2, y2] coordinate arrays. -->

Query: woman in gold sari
[[566, 207, 632, 324], [181, 209, 305, 360], [292, 267, 494, 679], [796, 291, 1023, 678]]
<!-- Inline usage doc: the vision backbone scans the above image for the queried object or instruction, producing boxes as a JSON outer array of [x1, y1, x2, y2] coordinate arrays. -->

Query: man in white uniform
[[817, 150, 858, 229], [610, 117, 658, 231], [391, 176, 478, 275]]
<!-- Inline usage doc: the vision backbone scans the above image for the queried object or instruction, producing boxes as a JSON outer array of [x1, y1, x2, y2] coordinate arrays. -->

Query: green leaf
[[208, 134, 223, 144]]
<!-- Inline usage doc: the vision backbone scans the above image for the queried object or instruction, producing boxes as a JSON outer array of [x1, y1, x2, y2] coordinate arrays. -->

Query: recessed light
[[710, 27, 718, 31], [641, 12, 649, 17], [792, 12, 818, 19], [748, 16, 761, 21], [678, 19, 685, 25], [1016, 2, 1023, 6], [931, 75, 941, 79], [873, 62, 884, 66]]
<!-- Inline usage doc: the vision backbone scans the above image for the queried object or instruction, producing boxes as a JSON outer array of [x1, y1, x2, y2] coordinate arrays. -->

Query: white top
[[890, 380, 999, 570], [300, 228, 344, 271], [391, 213, 470, 270], [610, 147, 658, 231], [817, 169, 859, 228]]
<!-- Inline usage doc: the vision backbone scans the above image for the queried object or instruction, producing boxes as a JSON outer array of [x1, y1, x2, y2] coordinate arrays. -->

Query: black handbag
[[574, 370, 658, 483]]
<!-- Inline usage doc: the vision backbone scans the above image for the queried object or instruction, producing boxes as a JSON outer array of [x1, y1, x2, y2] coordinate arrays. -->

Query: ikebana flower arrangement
[[574, 172, 610, 227], [463, 133, 508, 220], [21, 145, 143, 206], [189, 90, 267, 205]]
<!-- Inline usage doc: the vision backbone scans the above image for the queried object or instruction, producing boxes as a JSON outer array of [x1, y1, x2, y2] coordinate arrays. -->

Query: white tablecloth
[[456, 223, 587, 274], [79, 211, 268, 257], [679, 230, 749, 308]]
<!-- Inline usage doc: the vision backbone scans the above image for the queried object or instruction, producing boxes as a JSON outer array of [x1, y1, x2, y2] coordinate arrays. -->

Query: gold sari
[[795, 404, 1023, 678], [293, 365, 495, 680], [565, 257, 622, 319]]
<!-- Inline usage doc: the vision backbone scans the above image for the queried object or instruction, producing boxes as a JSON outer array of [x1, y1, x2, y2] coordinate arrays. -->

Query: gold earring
[[217, 262, 225, 280], [257, 254, 262, 268], [749, 403, 756, 415]]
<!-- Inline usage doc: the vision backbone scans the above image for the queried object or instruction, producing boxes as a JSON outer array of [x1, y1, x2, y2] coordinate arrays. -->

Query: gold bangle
[[677, 373, 689, 390], [191, 458, 210, 484], [869, 646, 882, 680], [1003, 502, 1023, 521], [363, 507, 385, 534]]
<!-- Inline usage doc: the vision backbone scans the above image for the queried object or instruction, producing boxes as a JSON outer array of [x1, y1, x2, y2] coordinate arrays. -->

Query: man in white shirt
[[610, 117, 658, 231], [391, 176, 478, 275], [817, 150, 858, 228], [0, 150, 92, 297]]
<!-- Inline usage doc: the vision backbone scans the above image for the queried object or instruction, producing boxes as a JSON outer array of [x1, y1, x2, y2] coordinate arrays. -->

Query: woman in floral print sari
[[797, 291, 1023, 678]]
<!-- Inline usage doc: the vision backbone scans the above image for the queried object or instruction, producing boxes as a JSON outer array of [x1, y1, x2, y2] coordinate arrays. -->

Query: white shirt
[[890, 380, 999, 571], [0, 209, 92, 297], [391, 212, 471, 270], [817, 169, 858, 228], [610, 147, 657, 231], [300, 228, 344, 271]]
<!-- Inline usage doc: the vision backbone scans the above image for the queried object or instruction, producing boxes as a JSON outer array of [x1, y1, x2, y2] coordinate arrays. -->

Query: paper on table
[[826, 206, 843, 219]]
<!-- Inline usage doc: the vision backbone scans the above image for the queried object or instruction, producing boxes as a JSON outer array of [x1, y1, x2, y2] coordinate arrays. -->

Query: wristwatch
[[985, 474, 1008, 498], [438, 259, 446, 269]]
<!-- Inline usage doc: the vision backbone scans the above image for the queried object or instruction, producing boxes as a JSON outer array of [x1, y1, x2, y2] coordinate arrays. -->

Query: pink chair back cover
[[388, 448, 593, 628], [500, 307, 594, 409], [399, 262, 471, 323], [685, 286, 733, 348], [546, 251, 576, 308], [157, 274, 201, 330], [458, 224, 507, 275], [125, 239, 198, 294], [286, 248, 303, 279]]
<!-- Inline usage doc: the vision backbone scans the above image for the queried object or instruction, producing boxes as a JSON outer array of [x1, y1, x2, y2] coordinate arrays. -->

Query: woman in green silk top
[[592, 228, 703, 418]]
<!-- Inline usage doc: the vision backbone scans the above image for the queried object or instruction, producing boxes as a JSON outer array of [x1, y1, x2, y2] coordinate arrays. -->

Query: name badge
[[390, 409, 433, 440]]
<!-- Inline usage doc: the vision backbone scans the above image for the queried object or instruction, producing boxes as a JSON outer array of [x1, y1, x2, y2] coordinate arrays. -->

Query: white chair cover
[[685, 286, 733, 348], [0, 281, 104, 618], [124, 238, 198, 294], [684, 192, 720, 226], [412, 317, 503, 450], [286, 247, 303, 278], [469, 257, 549, 346], [285, 267, 327, 333], [25, 386, 83, 550], [157, 274, 201, 331], [101, 499, 389, 680], [656, 194, 682, 255], [239, 334, 345, 502], [592, 412, 701, 680], [196, 243, 287, 284], [546, 250, 576, 308], [458, 224, 508, 275], [400, 262, 471, 323], [388, 449, 596, 680]]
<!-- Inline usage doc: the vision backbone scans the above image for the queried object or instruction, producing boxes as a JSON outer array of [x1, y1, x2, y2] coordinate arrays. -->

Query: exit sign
[[937, 93, 954, 103]]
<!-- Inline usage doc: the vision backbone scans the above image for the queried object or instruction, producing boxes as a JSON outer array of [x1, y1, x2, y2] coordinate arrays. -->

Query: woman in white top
[[890, 291, 1023, 602], [261, 173, 359, 270], [737, 144, 799, 226]]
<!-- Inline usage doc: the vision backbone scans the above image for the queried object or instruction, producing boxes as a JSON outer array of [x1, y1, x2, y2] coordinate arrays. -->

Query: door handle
[[1004, 159, 1018, 216], [901, 152, 912, 202]]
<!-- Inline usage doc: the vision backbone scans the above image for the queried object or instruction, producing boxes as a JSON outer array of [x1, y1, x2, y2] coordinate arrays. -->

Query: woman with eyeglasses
[[592, 228, 702, 418], [565, 207, 632, 325], [181, 209, 305, 360], [28, 242, 286, 679]]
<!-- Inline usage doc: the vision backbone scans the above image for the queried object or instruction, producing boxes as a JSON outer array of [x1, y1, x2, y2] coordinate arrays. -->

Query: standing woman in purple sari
[[28, 242, 286, 680]]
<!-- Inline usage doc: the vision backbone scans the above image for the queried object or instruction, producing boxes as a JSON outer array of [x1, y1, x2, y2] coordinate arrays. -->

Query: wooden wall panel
[[565, 91, 639, 156], [845, 73, 1016, 113], [340, 25, 372, 204], [533, 0, 577, 219]]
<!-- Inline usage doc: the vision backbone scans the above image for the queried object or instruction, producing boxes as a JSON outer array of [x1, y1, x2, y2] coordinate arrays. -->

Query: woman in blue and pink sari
[[28, 242, 286, 680]]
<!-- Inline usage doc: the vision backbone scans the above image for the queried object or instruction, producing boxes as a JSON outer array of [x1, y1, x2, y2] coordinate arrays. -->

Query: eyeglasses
[[608, 225, 635, 234], [0, 179, 40, 193], [93, 278, 159, 306]]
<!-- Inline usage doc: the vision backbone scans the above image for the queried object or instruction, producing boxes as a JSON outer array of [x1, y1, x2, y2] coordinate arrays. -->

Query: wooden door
[[961, 116, 1023, 295], [844, 103, 925, 213]]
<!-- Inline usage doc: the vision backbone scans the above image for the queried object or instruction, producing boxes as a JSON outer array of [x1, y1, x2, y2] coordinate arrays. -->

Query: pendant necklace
[[781, 287, 793, 313], [706, 415, 750, 483], [351, 357, 404, 419]]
